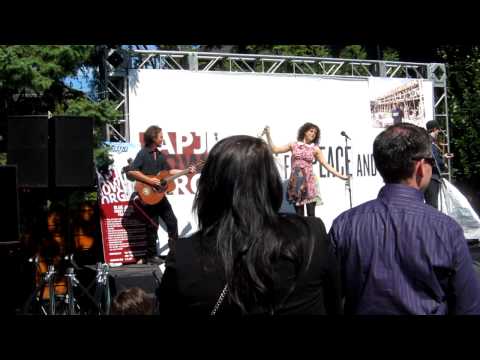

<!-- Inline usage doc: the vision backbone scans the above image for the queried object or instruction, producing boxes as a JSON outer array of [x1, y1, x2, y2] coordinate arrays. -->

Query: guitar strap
[[132, 197, 159, 229]]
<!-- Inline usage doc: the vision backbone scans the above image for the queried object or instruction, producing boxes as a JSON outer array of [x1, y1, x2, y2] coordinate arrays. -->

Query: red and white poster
[[97, 142, 147, 266], [97, 137, 210, 265]]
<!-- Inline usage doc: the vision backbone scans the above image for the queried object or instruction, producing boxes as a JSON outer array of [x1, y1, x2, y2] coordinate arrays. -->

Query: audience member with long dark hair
[[158, 135, 342, 315]]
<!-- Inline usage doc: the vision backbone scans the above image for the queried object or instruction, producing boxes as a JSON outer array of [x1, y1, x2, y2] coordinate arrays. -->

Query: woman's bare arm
[[264, 126, 291, 154], [315, 148, 349, 180]]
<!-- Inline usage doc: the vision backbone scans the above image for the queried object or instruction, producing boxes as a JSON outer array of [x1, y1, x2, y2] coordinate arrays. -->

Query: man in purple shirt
[[329, 123, 480, 315]]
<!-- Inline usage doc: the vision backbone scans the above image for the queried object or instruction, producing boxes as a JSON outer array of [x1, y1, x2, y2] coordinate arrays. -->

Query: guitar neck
[[163, 169, 190, 183]]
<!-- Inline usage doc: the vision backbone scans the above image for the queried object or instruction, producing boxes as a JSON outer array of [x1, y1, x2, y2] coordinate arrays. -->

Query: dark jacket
[[158, 215, 342, 315], [432, 142, 446, 180]]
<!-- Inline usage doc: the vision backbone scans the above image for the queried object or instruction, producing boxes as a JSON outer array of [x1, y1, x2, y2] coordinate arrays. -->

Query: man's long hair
[[143, 125, 162, 147]]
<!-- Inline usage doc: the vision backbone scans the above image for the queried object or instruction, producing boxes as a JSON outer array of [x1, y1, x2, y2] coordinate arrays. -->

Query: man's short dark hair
[[111, 287, 154, 315], [426, 120, 441, 133], [373, 123, 432, 183], [143, 125, 162, 147]]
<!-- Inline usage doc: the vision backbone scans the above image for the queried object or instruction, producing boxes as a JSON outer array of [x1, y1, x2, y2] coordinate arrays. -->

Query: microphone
[[340, 131, 351, 140], [257, 127, 267, 138]]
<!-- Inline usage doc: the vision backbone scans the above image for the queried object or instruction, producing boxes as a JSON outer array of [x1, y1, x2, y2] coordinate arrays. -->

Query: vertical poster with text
[[97, 142, 146, 266]]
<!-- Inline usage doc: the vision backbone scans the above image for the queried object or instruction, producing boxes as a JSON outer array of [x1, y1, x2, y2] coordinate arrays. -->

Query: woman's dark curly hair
[[297, 122, 320, 145]]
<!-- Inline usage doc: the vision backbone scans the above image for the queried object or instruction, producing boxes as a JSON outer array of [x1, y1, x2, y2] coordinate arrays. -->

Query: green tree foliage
[[245, 45, 331, 57], [338, 45, 367, 59], [382, 47, 400, 61], [242, 45, 370, 74], [0, 45, 95, 114], [438, 45, 480, 188], [0, 45, 93, 91], [0, 45, 120, 203], [241, 45, 331, 73]]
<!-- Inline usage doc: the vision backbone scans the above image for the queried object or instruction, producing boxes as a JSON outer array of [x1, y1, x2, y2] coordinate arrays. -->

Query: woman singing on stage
[[264, 123, 349, 217]]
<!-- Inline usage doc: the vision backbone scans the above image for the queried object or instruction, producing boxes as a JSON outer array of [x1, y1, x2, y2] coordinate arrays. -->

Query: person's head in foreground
[[329, 122, 480, 315], [373, 123, 433, 190], [158, 135, 341, 315], [111, 287, 154, 315]]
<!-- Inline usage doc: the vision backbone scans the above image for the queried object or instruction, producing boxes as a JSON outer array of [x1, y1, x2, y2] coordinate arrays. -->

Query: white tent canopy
[[439, 179, 480, 241]]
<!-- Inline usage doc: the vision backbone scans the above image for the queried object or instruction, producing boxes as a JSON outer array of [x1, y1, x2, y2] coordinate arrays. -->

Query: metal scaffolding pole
[[428, 63, 452, 181]]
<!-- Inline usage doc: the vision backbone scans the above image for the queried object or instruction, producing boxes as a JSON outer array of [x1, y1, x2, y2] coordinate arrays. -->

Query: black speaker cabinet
[[0, 165, 20, 243], [7, 115, 94, 189], [7, 116, 49, 187], [53, 116, 94, 188]]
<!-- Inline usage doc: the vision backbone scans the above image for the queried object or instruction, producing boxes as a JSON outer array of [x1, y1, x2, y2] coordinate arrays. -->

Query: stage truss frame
[[103, 49, 452, 181]]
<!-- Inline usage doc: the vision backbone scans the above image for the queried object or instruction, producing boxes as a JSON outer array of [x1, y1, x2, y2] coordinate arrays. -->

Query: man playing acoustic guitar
[[127, 125, 197, 264]]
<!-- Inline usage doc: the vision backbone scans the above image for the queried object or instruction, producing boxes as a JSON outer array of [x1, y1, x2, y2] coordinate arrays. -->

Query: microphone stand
[[23, 257, 57, 315], [343, 135, 353, 209]]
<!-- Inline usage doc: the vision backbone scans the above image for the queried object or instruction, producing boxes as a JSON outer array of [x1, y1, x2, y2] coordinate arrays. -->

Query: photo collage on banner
[[368, 78, 433, 129]]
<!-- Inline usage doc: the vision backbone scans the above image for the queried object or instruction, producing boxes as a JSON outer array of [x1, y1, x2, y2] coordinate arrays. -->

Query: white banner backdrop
[[128, 69, 434, 252]]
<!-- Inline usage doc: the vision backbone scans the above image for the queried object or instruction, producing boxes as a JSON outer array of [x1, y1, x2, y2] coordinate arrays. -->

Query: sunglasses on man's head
[[412, 157, 435, 167]]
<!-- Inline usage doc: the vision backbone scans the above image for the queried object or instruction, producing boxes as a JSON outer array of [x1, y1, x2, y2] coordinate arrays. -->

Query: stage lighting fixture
[[107, 50, 124, 68]]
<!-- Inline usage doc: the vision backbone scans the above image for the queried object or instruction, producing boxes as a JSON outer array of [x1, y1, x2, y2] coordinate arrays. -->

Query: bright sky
[[62, 45, 200, 94], [63, 67, 93, 94]]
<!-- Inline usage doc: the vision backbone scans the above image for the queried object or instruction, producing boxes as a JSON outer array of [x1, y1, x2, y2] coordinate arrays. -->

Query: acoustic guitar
[[135, 160, 205, 205]]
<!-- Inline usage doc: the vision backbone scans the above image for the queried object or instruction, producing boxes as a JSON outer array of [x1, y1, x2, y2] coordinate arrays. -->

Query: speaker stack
[[4, 115, 96, 313], [0, 165, 21, 314], [7, 115, 94, 189], [0, 165, 20, 244]]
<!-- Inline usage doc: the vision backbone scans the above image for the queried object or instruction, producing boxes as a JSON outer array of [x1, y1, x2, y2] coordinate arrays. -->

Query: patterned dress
[[287, 142, 322, 206]]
